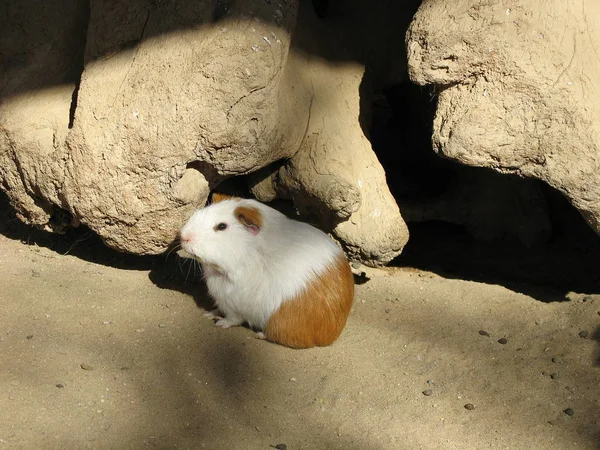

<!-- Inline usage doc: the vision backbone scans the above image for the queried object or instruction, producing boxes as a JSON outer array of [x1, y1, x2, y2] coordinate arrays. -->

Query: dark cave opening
[[370, 81, 600, 296]]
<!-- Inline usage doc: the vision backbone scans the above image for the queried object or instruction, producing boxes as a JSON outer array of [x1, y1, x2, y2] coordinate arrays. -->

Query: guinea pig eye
[[214, 222, 228, 231]]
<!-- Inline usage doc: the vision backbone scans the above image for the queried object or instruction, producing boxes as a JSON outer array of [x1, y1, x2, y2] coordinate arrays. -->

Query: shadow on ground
[[393, 218, 600, 302]]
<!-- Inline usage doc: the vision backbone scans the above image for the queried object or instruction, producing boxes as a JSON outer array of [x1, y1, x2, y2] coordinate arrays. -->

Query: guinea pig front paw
[[214, 317, 243, 329], [203, 309, 222, 320]]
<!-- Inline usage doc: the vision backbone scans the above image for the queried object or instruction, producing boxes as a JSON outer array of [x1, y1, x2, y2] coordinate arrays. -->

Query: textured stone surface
[[62, 0, 301, 253], [406, 0, 600, 235], [0, 0, 88, 229], [248, 1, 412, 266], [250, 55, 408, 266], [0, 0, 409, 264], [2, 0, 303, 254]]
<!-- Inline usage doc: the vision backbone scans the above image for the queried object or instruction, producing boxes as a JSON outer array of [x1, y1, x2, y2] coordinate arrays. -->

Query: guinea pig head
[[179, 199, 263, 272]]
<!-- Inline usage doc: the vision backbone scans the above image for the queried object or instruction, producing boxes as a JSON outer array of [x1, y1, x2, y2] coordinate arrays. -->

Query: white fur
[[179, 198, 343, 330]]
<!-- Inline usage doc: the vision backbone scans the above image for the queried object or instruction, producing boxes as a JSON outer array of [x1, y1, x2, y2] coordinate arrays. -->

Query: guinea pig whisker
[[165, 242, 182, 260], [184, 257, 195, 285], [176, 256, 186, 274]]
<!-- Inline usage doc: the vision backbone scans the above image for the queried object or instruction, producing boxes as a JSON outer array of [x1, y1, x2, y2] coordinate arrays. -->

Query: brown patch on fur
[[234, 205, 263, 230], [211, 193, 238, 203], [264, 254, 354, 349]]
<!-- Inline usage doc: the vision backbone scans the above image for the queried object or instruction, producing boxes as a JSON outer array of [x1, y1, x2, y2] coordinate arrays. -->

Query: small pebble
[[578, 330, 588, 338], [582, 295, 592, 303], [102, 321, 112, 325], [550, 372, 560, 380], [26, 335, 33, 340], [497, 338, 508, 345], [478, 330, 490, 337], [464, 403, 475, 410], [55, 383, 64, 389], [158, 323, 167, 328], [289, 377, 297, 382], [271, 445, 287, 450], [563, 408, 574, 416], [31, 270, 41, 278], [426, 379, 434, 385], [80, 363, 95, 371], [422, 389, 433, 396], [552, 356, 563, 364]]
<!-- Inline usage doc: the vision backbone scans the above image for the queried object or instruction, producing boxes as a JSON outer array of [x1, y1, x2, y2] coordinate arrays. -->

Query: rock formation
[[1, 0, 409, 265], [406, 0, 600, 235]]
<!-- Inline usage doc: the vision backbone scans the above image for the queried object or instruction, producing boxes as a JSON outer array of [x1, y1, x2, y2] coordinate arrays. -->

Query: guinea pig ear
[[211, 192, 239, 203], [234, 206, 262, 236]]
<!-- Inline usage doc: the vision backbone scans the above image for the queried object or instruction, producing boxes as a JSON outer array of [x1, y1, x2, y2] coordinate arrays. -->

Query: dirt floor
[[1, 205, 599, 450]]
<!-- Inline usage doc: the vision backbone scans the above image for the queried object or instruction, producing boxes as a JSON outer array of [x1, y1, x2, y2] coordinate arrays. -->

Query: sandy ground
[[1, 214, 599, 450]]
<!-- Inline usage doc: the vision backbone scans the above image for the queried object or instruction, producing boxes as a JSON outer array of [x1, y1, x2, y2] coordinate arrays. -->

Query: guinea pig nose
[[180, 233, 192, 243]]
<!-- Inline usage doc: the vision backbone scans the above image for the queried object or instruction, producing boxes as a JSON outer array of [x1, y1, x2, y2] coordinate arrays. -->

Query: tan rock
[[2, 0, 409, 264], [407, 0, 600, 234], [0, 0, 87, 230]]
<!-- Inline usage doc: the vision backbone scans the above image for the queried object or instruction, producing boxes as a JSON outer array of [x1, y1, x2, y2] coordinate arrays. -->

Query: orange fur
[[211, 193, 238, 203], [234, 205, 263, 229], [264, 254, 354, 349]]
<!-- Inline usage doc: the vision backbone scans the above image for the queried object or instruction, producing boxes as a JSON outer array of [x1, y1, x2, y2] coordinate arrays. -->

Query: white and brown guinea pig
[[177, 193, 354, 349]]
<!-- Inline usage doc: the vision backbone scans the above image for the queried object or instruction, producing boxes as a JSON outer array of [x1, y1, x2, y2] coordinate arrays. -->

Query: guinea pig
[[177, 194, 354, 349]]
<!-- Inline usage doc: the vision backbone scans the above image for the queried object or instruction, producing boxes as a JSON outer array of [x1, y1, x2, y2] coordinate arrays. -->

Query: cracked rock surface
[[1, 0, 409, 265], [406, 0, 600, 235]]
